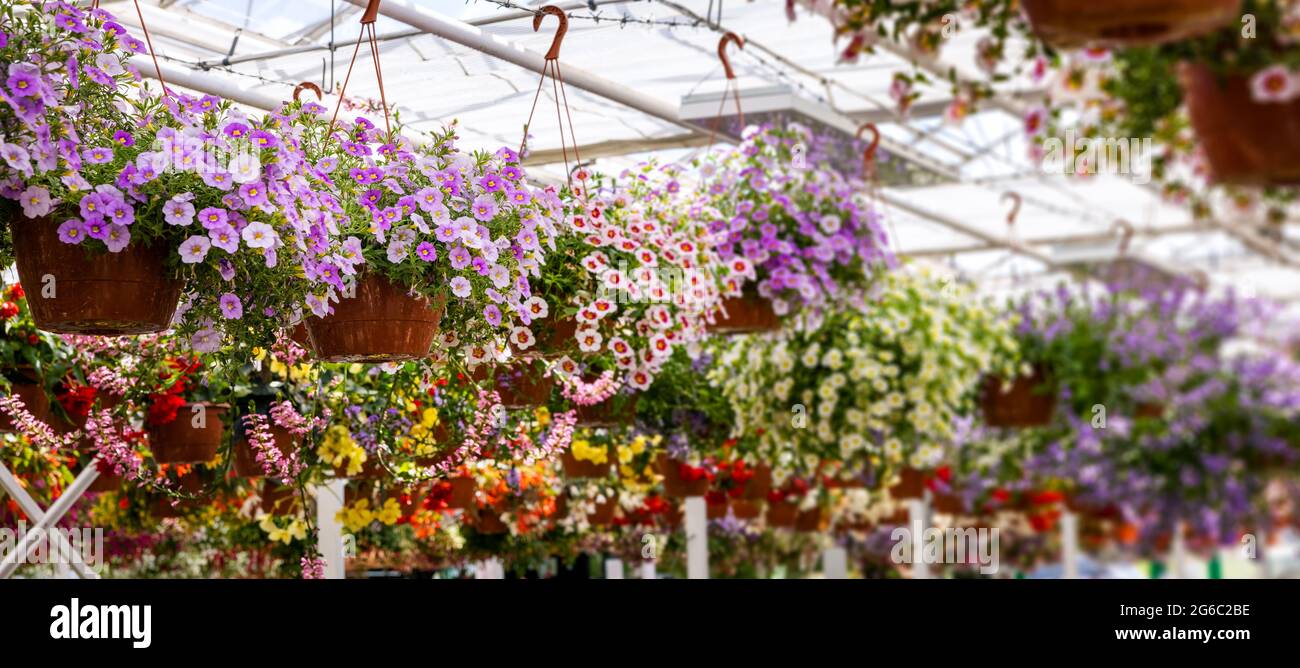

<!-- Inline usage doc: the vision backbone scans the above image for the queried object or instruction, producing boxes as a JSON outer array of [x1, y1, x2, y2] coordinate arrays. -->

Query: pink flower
[[1249, 65, 1298, 103]]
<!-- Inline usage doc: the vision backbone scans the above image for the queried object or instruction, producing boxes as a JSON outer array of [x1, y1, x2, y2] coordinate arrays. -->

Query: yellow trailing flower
[[318, 425, 366, 476], [571, 438, 608, 464], [375, 498, 402, 525], [337, 499, 375, 533], [534, 406, 551, 428]]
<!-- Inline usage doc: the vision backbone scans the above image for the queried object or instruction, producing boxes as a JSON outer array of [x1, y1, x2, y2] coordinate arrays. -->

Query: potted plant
[[0, 282, 63, 431], [693, 124, 895, 328]]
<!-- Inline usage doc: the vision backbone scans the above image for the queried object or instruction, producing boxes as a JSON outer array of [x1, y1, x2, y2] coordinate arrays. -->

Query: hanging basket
[[10, 216, 182, 335], [766, 500, 797, 528], [742, 464, 773, 500], [0, 380, 50, 433], [475, 363, 553, 409], [1021, 0, 1240, 49], [304, 273, 445, 363], [795, 507, 827, 533], [288, 322, 317, 356], [888, 467, 926, 500], [1180, 62, 1300, 186], [260, 482, 300, 515], [587, 499, 617, 526], [148, 403, 229, 464], [730, 499, 762, 520], [474, 507, 509, 534], [980, 366, 1056, 428], [656, 454, 710, 498], [574, 395, 638, 428], [529, 316, 577, 359], [447, 476, 476, 509], [560, 447, 613, 479], [233, 424, 303, 478], [707, 293, 780, 335]]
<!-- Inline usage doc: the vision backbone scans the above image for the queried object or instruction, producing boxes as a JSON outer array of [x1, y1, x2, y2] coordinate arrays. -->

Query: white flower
[[228, 152, 262, 183], [240, 222, 277, 249], [1250, 65, 1300, 103]]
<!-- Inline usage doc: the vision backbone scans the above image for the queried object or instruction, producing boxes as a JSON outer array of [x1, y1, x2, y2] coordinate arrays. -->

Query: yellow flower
[[376, 498, 402, 525], [571, 439, 608, 464], [534, 406, 551, 427], [337, 499, 375, 533]]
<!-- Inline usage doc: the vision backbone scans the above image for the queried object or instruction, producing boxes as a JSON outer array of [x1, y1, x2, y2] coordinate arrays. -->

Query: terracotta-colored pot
[[260, 481, 299, 515], [529, 316, 577, 359], [932, 493, 965, 515], [0, 381, 50, 433], [707, 293, 780, 335], [656, 454, 709, 498], [233, 424, 302, 478], [794, 507, 826, 533], [448, 476, 476, 509], [86, 461, 123, 493], [475, 363, 553, 409], [1135, 402, 1165, 419], [742, 464, 772, 500], [305, 273, 445, 363], [980, 366, 1055, 428], [766, 500, 798, 528], [1021, 0, 1240, 49], [706, 495, 729, 519], [560, 448, 612, 479], [10, 215, 182, 334], [148, 403, 228, 464], [475, 508, 508, 534], [1180, 62, 1300, 186], [288, 322, 317, 355], [889, 468, 926, 500], [730, 499, 761, 520], [574, 395, 638, 428], [587, 499, 617, 526]]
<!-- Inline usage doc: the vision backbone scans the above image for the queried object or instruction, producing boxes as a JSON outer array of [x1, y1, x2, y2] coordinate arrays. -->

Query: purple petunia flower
[[223, 122, 249, 140], [163, 196, 195, 226], [112, 130, 135, 147], [82, 146, 113, 164], [248, 130, 277, 149], [415, 241, 438, 262], [209, 224, 240, 253], [219, 293, 243, 319], [19, 186, 50, 218], [448, 245, 471, 270], [478, 173, 503, 193], [471, 194, 498, 222], [239, 181, 269, 208], [483, 304, 502, 328], [83, 219, 109, 241], [104, 224, 131, 253], [57, 219, 85, 244], [449, 276, 472, 298], [198, 207, 228, 230]]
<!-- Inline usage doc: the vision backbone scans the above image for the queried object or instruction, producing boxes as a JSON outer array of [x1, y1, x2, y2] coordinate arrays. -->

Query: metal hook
[[293, 81, 323, 102], [856, 122, 880, 179], [1001, 191, 1022, 227], [534, 5, 569, 61], [1112, 219, 1134, 256], [360, 0, 381, 25], [718, 32, 744, 80]]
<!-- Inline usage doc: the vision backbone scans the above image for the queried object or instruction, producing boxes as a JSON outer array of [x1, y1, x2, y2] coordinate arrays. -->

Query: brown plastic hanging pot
[[148, 403, 229, 464], [260, 481, 300, 514], [587, 498, 617, 526], [304, 272, 445, 363], [730, 499, 761, 520], [795, 507, 826, 533], [766, 500, 797, 528], [980, 365, 1056, 428], [560, 447, 613, 479], [707, 293, 780, 335], [574, 394, 638, 428], [1180, 62, 1300, 186], [1021, 0, 1241, 49], [0, 381, 50, 433], [10, 215, 182, 335], [233, 424, 302, 478], [474, 362, 553, 409], [656, 454, 710, 498], [742, 464, 773, 500]]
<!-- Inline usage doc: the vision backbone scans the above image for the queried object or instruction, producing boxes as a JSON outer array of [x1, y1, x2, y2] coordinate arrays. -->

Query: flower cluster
[[693, 123, 895, 318]]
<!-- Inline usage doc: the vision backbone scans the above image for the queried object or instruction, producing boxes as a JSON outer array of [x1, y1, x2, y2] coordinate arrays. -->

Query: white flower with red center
[[466, 344, 490, 365], [582, 251, 610, 270], [1023, 106, 1047, 138], [511, 326, 536, 350], [524, 296, 549, 319], [642, 221, 658, 234], [608, 336, 632, 356], [661, 248, 679, 264], [647, 305, 673, 329], [615, 355, 637, 370], [592, 298, 616, 317], [647, 283, 668, 302], [602, 227, 622, 244], [578, 307, 602, 325], [585, 234, 606, 248], [677, 239, 698, 255], [1250, 65, 1299, 103], [637, 249, 658, 266], [576, 328, 604, 352], [556, 355, 580, 376], [624, 281, 642, 300], [570, 214, 590, 231], [603, 269, 629, 291], [589, 205, 604, 223], [728, 256, 754, 279], [723, 276, 743, 296], [439, 330, 459, 348], [618, 239, 639, 253], [627, 367, 654, 391], [640, 348, 657, 365], [648, 334, 672, 358]]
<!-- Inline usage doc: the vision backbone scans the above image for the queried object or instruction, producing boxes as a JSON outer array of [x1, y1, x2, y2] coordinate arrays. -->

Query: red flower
[[705, 490, 726, 506], [1028, 490, 1064, 506], [0, 301, 18, 320], [146, 393, 186, 426], [6, 283, 24, 300], [990, 488, 1011, 504]]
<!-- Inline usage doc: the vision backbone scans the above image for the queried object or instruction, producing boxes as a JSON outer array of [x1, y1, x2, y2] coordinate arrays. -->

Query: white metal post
[[1169, 521, 1187, 579], [640, 561, 657, 580], [313, 479, 347, 580], [0, 461, 102, 579], [684, 496, 708, 579], [908, 497, 930, 579], [1060, 510, 1079, 579], [822, 546, 848, 579], [604, 558, 624, 579]]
